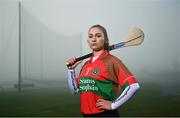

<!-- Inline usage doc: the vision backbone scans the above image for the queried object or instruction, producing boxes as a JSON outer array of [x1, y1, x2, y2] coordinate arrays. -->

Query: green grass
[[0, 82, 180, 117], [0, 87, 80, 117], [119, 82, 180, 116]]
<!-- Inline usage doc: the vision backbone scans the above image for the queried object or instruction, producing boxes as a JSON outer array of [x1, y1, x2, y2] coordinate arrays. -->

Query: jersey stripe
[[114, 85, 131, 103], [110, 55, 132, 77]]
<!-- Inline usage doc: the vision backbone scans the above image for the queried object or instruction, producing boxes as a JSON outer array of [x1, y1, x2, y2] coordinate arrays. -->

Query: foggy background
[[0, 0, 180, 91]]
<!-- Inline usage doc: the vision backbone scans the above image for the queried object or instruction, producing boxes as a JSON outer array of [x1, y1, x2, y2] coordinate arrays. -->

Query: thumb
[[71, 60, 82, 69]]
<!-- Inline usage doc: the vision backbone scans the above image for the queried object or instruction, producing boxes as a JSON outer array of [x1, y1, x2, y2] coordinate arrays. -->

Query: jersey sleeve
[[68, 69, 79, 95], [111, 83, 140, 109], [112, 57, 137, 90]]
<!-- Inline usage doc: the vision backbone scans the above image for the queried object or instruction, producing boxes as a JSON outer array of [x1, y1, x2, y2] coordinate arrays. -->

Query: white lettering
[[85, 68, 92, 75]]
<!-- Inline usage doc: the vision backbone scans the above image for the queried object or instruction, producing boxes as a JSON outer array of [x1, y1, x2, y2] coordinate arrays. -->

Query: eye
[[89, 35, 93, 38], [96, 34, 102, 38]]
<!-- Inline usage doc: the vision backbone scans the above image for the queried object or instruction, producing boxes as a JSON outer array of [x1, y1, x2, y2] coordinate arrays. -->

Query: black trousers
[[83, 110, 120, 117]]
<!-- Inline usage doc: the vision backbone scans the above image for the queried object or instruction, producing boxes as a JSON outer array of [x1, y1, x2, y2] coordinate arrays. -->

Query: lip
[[91, 42, 97, 45], [91, 43, 98, 46]]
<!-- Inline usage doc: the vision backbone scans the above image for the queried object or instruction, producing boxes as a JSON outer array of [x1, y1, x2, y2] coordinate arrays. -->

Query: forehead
[[89, 27, 103, 34]]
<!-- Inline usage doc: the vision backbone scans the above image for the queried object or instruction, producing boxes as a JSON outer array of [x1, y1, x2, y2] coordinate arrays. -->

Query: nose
[[91, 36, 96, 42]]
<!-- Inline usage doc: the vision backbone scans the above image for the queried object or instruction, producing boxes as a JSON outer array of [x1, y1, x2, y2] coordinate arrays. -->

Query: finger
[[66, 59, 71, 65], [76, 60, 82, 65], [96, 102, 100, 107], [96, 104, 103, 109], [66, 58, 73, 65], [67, 57, 76, 64], [96, 100, 104, 104], [72, 57, 76, 62], [97, 99, 104, 102], [71, 60, 82, 68], [99, 105, 105, 110], [69, 58, 75, 64], [96, 102, 103, 107], [66, 61, 69, 65], [66, 61, 72, 66]]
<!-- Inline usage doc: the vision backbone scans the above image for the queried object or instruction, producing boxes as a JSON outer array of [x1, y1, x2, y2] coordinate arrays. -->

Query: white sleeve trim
[[111, 83, 140, 110], [68, 69, 79, 95]]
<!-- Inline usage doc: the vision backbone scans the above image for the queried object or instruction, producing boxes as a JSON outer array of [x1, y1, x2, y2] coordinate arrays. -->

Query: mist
[[0, 0, 180, 90]]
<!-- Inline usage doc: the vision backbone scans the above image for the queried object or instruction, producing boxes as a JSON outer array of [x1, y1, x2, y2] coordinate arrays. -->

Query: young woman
[[66, 25, 140, 117]]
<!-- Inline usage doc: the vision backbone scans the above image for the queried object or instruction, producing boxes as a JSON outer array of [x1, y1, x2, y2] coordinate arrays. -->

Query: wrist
[[111, 102, 116, 110], [68, 69, 75, 72]]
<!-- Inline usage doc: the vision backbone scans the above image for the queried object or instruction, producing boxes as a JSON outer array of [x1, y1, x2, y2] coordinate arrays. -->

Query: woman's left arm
[[111, 83, 140, 110], [96, 83, 140, 110]]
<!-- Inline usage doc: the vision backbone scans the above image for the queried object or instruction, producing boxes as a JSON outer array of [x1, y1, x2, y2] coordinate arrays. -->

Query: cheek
[[99, 38, 105, 46]]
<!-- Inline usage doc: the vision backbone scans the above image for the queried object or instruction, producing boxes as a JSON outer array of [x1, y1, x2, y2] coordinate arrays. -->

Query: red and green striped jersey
[[76, 50, 137, 114]]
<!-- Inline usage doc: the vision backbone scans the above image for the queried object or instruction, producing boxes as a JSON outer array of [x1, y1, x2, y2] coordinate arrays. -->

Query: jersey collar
[[89, 50, 109, 62]]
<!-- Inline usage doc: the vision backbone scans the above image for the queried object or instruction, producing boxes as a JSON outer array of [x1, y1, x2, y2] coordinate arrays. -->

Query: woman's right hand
[[66, 57, 82, 69]]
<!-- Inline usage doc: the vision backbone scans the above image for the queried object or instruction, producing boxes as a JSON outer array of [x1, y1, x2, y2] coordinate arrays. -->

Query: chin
[[91, 47, 103, 51]]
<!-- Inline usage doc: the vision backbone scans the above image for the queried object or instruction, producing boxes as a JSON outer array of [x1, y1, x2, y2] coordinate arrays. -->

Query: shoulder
[[82, 60, 89, 68], [79, 60, 89, 74], [101, 53, 122, 65]]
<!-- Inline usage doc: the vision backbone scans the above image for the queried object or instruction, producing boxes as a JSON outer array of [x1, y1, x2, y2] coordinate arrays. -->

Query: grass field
[[0, 81, 180, 117]]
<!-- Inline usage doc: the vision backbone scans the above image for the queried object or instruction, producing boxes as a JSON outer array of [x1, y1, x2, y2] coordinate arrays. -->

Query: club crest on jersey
[[92, 68, 100, 76]]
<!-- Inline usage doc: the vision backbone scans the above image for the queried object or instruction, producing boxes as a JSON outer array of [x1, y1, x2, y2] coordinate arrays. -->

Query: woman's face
[[88, 27, 105, 51]]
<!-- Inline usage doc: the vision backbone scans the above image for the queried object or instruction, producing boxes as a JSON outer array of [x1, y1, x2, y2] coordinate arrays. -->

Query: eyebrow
[[88, 33, 102, 35]]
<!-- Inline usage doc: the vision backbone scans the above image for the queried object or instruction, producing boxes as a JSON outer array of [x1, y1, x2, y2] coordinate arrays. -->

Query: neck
[[93, 50, 105, 57]]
